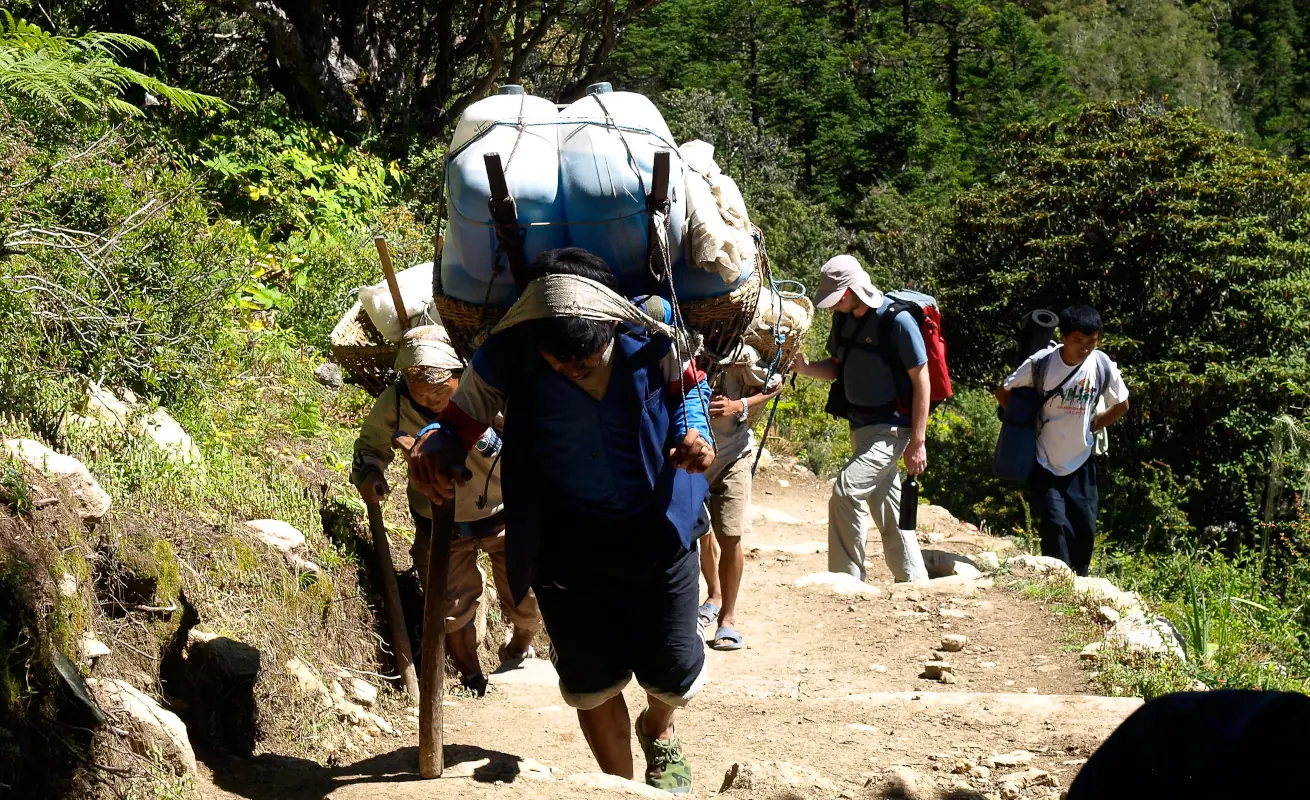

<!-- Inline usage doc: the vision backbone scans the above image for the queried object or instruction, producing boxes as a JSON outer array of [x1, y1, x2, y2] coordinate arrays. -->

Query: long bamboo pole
[[418, 500, 454, 778]]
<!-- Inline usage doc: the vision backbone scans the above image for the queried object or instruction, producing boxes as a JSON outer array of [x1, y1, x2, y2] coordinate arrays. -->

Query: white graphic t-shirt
[[1003, 345, 1129, 476]]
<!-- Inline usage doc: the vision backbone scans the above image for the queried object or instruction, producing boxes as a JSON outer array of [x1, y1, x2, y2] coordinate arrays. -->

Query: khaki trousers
[[412, 522, 543, 635], [828, 424, 929, 582]]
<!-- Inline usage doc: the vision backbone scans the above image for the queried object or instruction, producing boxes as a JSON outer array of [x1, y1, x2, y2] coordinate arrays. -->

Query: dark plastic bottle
[[900, 475, 919, 531]]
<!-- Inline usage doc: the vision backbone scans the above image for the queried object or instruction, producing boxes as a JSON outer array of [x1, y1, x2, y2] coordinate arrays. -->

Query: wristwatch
[[736, 395, 751, 424]]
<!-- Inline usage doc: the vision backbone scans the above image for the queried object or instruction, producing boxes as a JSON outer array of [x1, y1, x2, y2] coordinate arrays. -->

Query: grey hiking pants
[[828, 424, 929, 583]]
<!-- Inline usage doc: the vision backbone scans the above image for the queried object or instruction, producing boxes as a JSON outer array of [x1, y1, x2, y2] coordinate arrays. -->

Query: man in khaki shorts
[[696, 380, 780, 651]]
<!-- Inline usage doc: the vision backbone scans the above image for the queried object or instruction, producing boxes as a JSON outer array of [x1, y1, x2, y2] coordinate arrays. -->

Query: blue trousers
[[1031, 458, 1098, 576]]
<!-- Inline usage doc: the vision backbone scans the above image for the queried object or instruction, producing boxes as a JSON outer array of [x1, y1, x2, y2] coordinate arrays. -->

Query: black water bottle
[[900, 475, 919, 531]]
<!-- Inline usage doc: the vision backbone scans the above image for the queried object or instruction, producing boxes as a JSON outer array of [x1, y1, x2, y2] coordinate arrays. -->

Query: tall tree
[[27, 0, 666, 142], [940, 102, 1310, 541], [1205, 0, 1310, 154], [1040, 0, 1239, 130], [207, 0, 666, 138]]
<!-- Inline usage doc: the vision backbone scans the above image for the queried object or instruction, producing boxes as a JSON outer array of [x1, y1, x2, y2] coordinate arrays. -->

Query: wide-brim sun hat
[[815, 255, 884, 310]]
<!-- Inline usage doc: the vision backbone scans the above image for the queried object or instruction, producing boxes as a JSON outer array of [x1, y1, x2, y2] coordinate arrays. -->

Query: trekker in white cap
[[793, 255, 929, 583]]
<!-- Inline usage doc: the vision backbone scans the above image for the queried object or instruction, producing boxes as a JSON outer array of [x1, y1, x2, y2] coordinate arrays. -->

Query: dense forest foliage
[[2, 1, 1310, 698]]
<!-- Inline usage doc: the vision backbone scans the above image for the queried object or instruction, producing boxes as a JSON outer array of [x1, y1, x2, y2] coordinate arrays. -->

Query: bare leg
[[698, 533, 722, 609], [715, 534, 744, 633], [577, 695, 634, 778], [639, 693, 678, 742]]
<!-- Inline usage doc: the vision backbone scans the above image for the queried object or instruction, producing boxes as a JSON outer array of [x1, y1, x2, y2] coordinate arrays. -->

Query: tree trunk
[[205, 0, 668, 145], [946, 32, 961, 116]]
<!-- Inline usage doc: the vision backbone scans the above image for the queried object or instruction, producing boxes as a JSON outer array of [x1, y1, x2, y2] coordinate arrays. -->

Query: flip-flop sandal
[[711, 625, 744, 651], [498, 643, 536, 667], [697, 602, 720, 632]]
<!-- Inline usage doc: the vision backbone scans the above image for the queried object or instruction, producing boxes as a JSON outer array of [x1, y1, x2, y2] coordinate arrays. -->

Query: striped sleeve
[[660, 349, 712, 443], [443, 366, 506, 451]]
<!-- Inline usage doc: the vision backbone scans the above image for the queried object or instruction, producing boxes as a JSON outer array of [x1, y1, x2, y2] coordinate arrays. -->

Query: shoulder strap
[[1090, 351, 1110, 409], [876, 302, 912, 371], [1038, 350, 1081, 404], [834, 311, 874, 361]]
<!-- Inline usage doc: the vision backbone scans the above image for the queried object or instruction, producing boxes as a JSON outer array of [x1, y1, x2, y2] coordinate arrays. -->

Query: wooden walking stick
[[359, 235, 421, 704], [365, 501, 420, 704], [373, 236, 409, 334], [375, 235, 452, 776], [419, 498, 455, 778]]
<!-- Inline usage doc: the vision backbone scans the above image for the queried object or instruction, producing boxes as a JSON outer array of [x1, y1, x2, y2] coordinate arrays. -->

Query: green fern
[[0, 10, 229, 118]]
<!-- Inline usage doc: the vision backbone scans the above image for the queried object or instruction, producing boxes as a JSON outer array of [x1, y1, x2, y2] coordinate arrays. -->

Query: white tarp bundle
[[359, 261, 440, 343], [720, 284, 815, 399], [681, 140, 757, 284]]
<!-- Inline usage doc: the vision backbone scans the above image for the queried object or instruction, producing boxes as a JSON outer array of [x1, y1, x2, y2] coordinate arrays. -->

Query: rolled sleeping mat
[[1015, 308, 1059, 368]]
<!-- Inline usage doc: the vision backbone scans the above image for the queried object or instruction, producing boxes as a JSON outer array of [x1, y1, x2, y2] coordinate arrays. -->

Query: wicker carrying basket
[[329, 301, 398, 397], [432, 292, 510, 364], [741, 294, 814, 427]]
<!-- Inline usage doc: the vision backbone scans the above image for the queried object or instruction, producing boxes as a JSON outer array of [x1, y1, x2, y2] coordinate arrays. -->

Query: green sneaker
[[635, 710, 693, 794]]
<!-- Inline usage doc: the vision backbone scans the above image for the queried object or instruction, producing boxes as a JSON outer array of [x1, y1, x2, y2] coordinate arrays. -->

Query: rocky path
[[196, 467, 1142, 800]]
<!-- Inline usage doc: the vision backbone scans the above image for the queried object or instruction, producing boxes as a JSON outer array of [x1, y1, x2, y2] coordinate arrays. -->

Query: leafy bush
[[197, 114, 429, 344], [0, 115, 243, 417], [938, 102, 1310, 543], [1102, 540, 1310, 693], [0, 10, 225, 125]]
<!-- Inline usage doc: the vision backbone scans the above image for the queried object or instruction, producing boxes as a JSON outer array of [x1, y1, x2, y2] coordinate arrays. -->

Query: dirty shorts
[[532, 516, 706, 711]]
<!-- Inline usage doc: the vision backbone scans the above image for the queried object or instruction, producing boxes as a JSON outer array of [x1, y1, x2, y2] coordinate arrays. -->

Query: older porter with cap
[[794, 255, 929, 583], [351, 325, 543, 697]]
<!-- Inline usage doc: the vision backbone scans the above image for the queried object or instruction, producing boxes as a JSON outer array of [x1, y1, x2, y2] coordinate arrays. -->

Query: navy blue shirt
[[533, 354, 653, 517]]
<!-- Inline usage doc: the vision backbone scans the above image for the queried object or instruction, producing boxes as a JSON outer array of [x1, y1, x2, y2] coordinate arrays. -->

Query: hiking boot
[[635, 710, 692, 794]]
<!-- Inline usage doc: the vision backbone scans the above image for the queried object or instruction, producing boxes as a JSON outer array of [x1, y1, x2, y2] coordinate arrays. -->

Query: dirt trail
[[196, 467, 1140, 799]]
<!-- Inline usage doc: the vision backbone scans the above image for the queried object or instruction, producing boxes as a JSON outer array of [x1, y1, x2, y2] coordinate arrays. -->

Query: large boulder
[[243, 519, 306, 553], [569, 772, 675, 797], [1106, 611, 1187, 661], [719, 761, 839, 797], [910, 575, 994, 597], [878, 766, 936, 800], [243, 520, 321, 574], [921, 550, 983, 580], [141, 408, 200, 464], [90, 679, 197, 776], [1006, 554, 1074, 578], [793, 572, 881, 597], [2, 438, 112, 520], [1074, 576, 1143, 612], [71, 383, 200, 464]]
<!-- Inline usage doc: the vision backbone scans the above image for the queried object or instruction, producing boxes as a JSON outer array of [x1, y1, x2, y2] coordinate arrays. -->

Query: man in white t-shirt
[[994, 305, 1130, 576]]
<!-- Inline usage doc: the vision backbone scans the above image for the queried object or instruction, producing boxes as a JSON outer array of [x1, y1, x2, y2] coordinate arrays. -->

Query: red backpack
[[880, 290, 953, 414]]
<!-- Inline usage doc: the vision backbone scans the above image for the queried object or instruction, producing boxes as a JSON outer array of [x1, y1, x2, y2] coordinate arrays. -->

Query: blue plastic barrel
[[557, 83, 687, 297], [441, 86, 567, 304]]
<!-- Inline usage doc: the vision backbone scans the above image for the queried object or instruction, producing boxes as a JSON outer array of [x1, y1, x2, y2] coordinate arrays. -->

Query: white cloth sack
[[360, 261, 438, 343], [681, 140, 757, 284]]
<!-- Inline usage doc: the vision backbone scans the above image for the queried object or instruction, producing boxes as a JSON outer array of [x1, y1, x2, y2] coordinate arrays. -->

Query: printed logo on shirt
[[1054, 376, 1098, 412]]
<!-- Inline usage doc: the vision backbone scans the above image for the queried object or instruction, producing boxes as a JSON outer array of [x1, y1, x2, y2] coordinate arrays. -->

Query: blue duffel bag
[[993, 386, 1044, 482], [992, 351, 1084, 482]]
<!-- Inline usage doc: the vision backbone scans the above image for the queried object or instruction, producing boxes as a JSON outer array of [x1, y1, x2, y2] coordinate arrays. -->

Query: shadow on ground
[[202, 743, 529, 799]]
